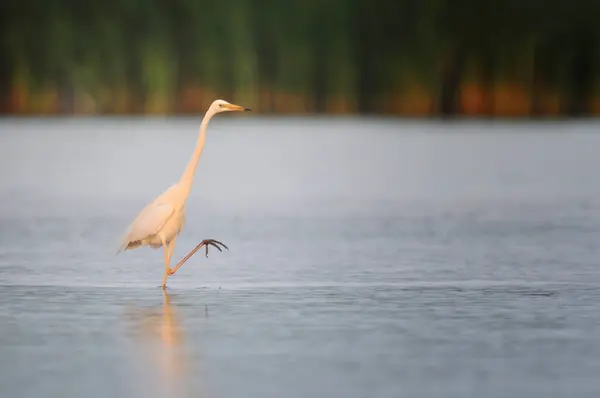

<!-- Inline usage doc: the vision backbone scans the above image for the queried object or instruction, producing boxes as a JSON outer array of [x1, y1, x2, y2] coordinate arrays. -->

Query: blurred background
[[2, 0, 600, 117], [4, 2, 600, 398]]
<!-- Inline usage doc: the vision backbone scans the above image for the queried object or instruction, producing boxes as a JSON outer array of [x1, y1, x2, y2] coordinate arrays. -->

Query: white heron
[[117, 99, 251, 288]]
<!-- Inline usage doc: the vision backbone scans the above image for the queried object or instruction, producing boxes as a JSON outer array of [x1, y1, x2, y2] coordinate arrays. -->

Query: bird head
[[210, 99, 251, 114]]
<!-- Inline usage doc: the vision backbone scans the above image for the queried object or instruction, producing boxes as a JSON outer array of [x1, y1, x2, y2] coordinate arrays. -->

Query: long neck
[[178, 110, 214, 197]]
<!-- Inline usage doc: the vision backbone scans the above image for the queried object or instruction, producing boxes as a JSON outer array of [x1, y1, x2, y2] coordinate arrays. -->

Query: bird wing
[[117, 201, 175, 252]]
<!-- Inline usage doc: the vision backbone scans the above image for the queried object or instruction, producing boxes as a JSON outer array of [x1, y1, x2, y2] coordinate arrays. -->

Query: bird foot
[[166, 239, 229, 276], [200, 239, 229, 258]]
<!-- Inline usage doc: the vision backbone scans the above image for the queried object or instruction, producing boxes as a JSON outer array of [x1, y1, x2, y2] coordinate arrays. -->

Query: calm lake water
[[1, 117, 600, 398]]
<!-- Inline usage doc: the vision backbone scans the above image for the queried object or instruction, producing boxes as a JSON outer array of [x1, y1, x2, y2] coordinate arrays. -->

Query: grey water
[[1, 117, 600, 398]]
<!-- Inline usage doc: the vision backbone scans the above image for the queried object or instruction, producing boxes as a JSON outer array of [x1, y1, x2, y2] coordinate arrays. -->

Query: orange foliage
[[491, 83, 531, 117], [534, 89, 561, 116], [6, 80, 599, 118], [326, 96, 358, 114], [177, 85, 209, 114], [9, 83, 29, 114], [459, 83, 486, 115], [272, 91, 313, 114], [590, 99, 600, 116], [388, 84, 434, 116]]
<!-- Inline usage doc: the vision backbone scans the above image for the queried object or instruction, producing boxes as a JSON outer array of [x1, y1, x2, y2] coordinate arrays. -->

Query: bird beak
[[224, 103, 251, 112]]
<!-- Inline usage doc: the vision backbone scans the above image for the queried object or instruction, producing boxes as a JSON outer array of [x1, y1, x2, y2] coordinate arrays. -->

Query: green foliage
[[1, 0, 599, 116]]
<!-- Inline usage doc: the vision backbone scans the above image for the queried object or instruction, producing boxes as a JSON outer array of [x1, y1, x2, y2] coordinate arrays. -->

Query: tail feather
[[116, 238, 142, 255], [116, 229, 133, 254]]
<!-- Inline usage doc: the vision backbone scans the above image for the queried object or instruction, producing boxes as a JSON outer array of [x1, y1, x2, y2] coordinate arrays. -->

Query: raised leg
[[167, 239, 228, 277]]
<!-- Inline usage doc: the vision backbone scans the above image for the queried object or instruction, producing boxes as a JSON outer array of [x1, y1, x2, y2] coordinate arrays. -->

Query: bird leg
[[162, 243, 171, 289], [167, 239, 229, 276]]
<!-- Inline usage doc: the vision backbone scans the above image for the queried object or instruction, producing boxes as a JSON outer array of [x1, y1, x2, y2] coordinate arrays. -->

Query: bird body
[[119, 183, 185, 251], [118, 99, 250, 288]]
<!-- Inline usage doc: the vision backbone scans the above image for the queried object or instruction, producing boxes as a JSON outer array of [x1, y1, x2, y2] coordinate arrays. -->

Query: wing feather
[[117, 201, 174, 252]]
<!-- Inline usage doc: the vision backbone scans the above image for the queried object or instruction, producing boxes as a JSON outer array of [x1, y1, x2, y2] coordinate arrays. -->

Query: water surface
[[1, 117, 600, 397]]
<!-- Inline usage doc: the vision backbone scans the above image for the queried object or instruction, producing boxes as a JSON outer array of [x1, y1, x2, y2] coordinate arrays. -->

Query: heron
[[117, 99, 251, 288]]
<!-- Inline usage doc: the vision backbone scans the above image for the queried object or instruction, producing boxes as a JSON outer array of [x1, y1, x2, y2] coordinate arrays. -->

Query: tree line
[[1, 0, 599, 116]]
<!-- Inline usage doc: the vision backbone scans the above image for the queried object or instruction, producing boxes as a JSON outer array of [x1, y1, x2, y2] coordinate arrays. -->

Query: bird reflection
[[156, 289, 186, 381], [126, 289, 192, 398]]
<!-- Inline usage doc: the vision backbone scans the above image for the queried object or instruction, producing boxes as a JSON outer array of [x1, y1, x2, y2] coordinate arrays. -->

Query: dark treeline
[[2, 0, 600, 116]]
